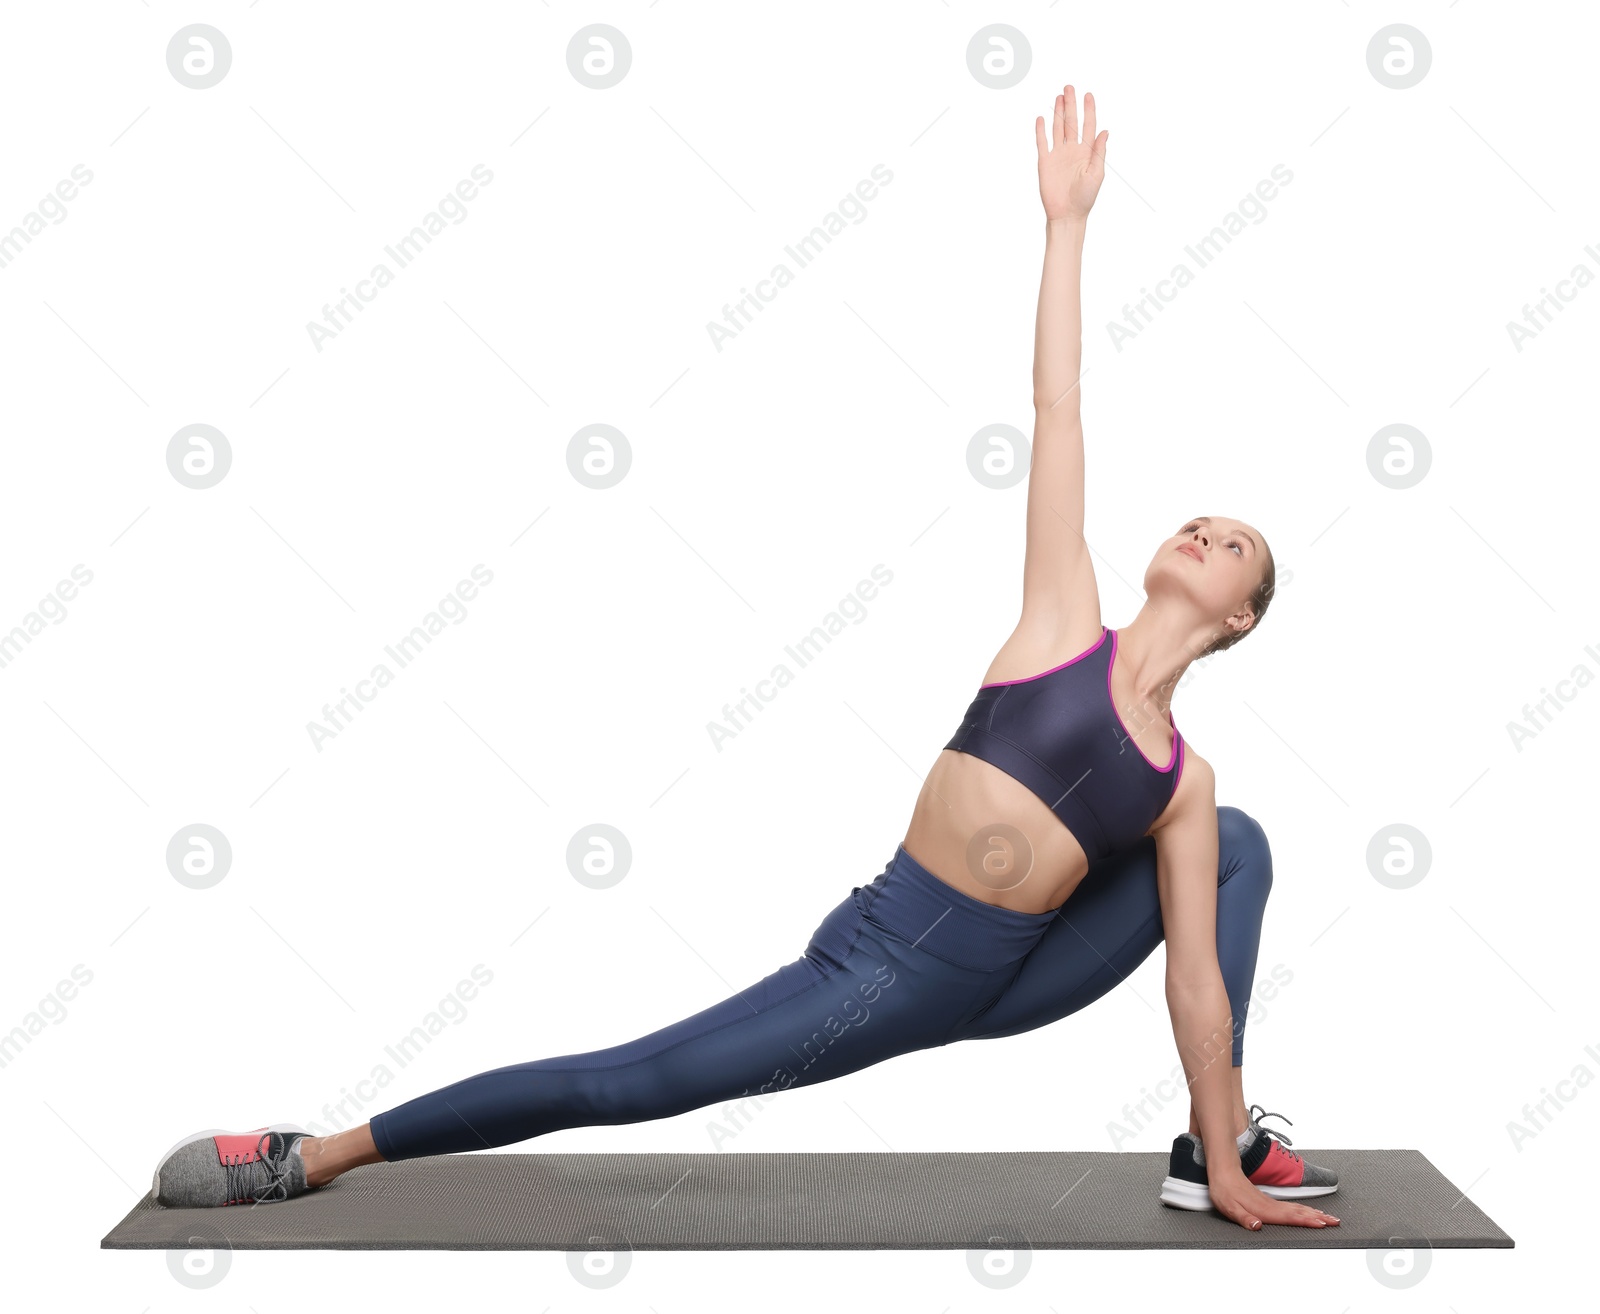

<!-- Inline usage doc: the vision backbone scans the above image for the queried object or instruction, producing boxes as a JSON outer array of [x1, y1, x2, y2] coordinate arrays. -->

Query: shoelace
[[1247, 1104, 1303, 1166], [221, 1132, 297, 1206]]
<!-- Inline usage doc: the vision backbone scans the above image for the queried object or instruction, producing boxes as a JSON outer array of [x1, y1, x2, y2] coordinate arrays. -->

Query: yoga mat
[[102, 1148, 1513, 1251]]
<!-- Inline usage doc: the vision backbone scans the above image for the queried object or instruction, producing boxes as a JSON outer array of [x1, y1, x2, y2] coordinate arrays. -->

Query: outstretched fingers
[[1260, 1198, 1341, 1229], [1081, 90, 1096, 147], [1062, 84, 1078, 145], [1091, 128, 1109, 176]]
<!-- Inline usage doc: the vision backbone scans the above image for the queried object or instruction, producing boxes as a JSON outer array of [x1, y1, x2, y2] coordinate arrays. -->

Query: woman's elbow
[[1165, 964, 1225, 1000]]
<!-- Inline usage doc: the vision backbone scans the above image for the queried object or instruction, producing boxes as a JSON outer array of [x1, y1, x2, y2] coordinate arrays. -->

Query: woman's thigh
[[579, 893, 972, 1111], [947, 805, 1273, 1047], [370, 890, 991, 1158], [948, 836, 1165, 1042]]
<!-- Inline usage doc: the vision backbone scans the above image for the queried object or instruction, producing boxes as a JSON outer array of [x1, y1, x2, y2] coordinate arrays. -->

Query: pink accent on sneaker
[[212, 1131, 272, 1165], [1248, 1137, 1306, 1187]]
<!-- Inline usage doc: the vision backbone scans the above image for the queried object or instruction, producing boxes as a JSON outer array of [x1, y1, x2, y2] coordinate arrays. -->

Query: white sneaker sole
[[151, 1123, 309, 1201], [1160, 1174, 1339, 1209]]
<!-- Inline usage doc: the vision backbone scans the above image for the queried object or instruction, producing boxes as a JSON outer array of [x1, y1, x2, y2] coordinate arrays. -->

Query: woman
[[154, 86, 1339, 1233]]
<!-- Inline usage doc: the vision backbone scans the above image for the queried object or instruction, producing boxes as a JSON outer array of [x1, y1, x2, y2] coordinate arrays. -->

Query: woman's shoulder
[[1176, 743, 1213, 792], [1146, 746, 1213, 839]]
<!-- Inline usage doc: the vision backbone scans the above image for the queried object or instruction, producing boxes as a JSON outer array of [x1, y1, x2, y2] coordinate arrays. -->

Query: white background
[[1, 0, 1591, 1305]]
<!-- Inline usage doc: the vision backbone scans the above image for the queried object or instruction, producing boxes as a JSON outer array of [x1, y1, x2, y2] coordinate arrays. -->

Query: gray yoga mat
[[102, 1149, 1513, 1251]]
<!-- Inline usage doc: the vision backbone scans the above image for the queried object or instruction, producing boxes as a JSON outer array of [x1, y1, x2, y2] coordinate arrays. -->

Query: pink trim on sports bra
[[979, 625, 1110, 690], [1106, 628, 1181, 773]]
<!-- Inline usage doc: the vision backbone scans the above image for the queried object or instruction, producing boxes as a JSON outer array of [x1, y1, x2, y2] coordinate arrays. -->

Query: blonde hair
[[1198, 542, 1275, 658]]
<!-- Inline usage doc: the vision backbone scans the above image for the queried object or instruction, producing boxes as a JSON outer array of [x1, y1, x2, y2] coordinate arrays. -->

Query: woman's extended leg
[[207, 890, 954, 1197], [946, 804, 1274, 1133], [282, 852, 1062, 1194], [358, 892, 943, 1163]]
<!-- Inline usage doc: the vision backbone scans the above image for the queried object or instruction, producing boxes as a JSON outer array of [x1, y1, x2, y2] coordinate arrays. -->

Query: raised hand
[[1036, 84, 1108, 221], [1208, 1174, 1342, 1231]]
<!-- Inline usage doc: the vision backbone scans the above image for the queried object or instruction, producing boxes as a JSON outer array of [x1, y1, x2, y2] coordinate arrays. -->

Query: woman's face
[[1151, 514, 1267, 636]]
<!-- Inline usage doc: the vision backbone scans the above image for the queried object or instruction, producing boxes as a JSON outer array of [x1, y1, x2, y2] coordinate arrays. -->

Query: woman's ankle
[[297, 1135, 335, 1188], [1187, 1106, 1251, 1138], [298, 1124, 384, 1188]]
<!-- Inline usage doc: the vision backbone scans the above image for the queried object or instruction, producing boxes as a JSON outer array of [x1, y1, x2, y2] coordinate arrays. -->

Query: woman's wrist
[[1200, 1123, 1247, 1178], [1046, 213, 1089, 232], [1205, 1156, 1247, 1186]]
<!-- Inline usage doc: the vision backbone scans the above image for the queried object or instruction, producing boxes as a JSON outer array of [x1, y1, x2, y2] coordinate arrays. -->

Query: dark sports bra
[[943, 626, 1185, 861]]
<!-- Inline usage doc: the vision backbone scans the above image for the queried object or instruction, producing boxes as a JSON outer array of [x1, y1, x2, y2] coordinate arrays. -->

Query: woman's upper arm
[[1152, 754, 1223, 990], [1018, 402, 1099, 632]]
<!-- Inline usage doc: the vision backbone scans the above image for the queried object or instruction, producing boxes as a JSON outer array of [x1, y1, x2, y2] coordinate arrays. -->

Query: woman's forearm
[[1032, 215, 1087, 410], [1166, 975, 1246, 1178]]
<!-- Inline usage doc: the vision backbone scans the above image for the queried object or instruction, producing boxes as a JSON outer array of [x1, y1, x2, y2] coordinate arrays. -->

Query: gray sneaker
[[152, 1124, 313, 1208], [1160, 1105, 1338, 1209], [1235, 1105, 1339, 1199]]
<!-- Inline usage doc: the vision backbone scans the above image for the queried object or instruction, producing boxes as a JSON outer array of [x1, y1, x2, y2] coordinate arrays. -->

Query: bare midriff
[[901, 748, 1094, 915]]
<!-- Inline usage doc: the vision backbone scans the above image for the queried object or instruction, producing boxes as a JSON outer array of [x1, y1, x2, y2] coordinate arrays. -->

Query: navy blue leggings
[[368, 806, 1272, 1162]]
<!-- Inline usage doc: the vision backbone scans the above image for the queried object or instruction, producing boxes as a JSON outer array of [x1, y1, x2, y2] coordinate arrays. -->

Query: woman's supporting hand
[[1036, 85, 1107, 222], [1207, 1172, 1342, 1231]]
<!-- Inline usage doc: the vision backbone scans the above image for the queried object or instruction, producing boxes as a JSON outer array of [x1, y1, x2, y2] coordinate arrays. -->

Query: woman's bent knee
[[1217, 804, 1273, 898]]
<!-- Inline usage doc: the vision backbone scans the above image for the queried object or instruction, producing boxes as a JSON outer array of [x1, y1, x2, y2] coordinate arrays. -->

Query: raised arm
[[1019, 86, 1107, 635]]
